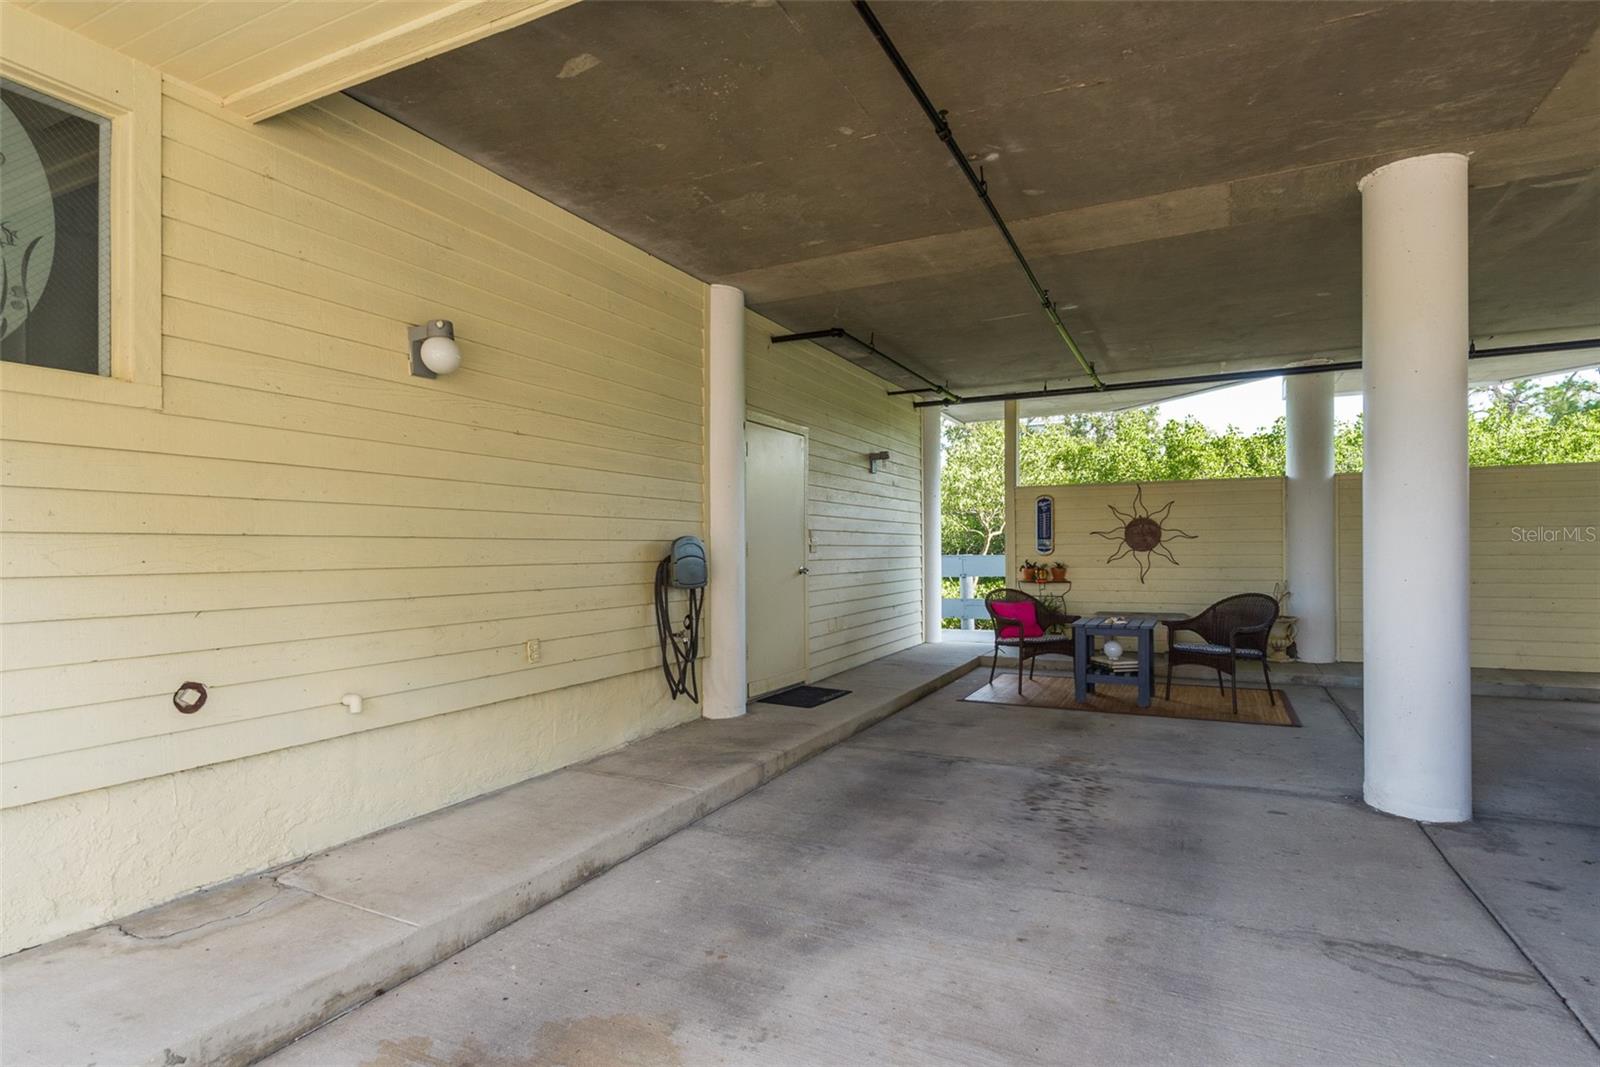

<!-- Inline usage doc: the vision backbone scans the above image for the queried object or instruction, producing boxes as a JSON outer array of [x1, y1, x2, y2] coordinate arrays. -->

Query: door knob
[[798, 566, 811, 575]]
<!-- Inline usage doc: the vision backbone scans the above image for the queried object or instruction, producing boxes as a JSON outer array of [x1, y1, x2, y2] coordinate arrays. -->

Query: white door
[[746, 420, 808, 697]]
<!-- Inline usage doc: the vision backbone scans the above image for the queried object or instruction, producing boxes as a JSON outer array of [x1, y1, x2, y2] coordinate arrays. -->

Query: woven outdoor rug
[[964, 673, 1298, 727]]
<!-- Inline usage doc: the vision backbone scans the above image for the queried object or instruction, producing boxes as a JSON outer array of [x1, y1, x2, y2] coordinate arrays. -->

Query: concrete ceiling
[[351, 1, 1600, 398]]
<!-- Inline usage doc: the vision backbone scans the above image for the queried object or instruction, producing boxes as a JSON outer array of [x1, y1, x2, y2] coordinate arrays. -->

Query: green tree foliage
[[1334, 417, 1364, 474], [1466, 374, 1600, 468], [1019, 409, 1290, 485], [940, 420, 1008, 556], [941, 375, 1600, 555]]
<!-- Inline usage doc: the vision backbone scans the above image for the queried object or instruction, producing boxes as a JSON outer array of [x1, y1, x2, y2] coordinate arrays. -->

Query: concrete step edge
[[5, 649, 981, 1067], [248, 652, 980, 1063]]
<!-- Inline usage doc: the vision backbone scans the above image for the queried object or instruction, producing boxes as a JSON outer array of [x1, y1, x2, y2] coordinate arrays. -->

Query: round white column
[[1358, 153, 1471, 822], [1285, 372, 1337, 662], [704, 284, 747, 719], [1002, 400, 1019, 587], [921, 407, 944, 643]]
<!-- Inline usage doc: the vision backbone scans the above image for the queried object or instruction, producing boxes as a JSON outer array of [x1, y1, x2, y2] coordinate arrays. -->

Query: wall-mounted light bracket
[[408, 319, 459, 378], [867, 450, 891, 474]]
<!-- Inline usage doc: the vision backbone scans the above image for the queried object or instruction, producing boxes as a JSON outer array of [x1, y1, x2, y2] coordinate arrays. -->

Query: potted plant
[[1049, 562, 1067, 582], [1019, 560, 1038, 582]]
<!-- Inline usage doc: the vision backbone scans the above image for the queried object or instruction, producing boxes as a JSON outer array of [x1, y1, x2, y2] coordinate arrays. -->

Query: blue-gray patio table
[[1073, 615, 1160, 707]]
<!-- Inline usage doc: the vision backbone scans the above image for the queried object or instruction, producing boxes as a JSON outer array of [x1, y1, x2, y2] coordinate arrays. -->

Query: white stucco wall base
[[0, 667, 693, 956]]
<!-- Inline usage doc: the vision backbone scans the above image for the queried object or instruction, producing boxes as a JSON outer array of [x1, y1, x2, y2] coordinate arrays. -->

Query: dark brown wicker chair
[[984, 588, 1079, 686], [1162, 593, 1279, 713]]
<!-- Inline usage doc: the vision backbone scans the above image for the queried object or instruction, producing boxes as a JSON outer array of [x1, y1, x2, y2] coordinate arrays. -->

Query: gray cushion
[[1171, 642, 1264, 659]]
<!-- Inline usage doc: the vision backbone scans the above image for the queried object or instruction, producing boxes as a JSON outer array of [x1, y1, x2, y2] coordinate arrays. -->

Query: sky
[[1154, 366, 1600, 433]]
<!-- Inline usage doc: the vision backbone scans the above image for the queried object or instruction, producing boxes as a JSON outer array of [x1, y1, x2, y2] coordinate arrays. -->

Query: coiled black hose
[[655, 555, 704, 701]]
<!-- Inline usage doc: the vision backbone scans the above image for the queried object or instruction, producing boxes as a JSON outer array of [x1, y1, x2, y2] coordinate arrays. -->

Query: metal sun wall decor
[[1091, 484, 1197, 583]]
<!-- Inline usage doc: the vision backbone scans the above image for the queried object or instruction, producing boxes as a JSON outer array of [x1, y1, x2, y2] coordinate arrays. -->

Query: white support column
[[1002, 400, 1019, 587], [921, 407, 944, 643], [1285, 373, 1337, 662], [1359, 153, 1471, 822], [704, 284, 747, 719]]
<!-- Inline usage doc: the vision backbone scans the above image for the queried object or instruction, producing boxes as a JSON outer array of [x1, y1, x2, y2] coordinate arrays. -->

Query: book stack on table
[[1090, 655, 1141, 674]]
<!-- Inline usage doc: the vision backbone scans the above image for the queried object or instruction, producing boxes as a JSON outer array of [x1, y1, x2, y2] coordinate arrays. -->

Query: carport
[[1, 2, 1596, 1063]]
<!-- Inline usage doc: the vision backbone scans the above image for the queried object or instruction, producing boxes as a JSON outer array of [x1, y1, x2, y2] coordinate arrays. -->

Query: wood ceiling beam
[[222, 0, 579, 122]]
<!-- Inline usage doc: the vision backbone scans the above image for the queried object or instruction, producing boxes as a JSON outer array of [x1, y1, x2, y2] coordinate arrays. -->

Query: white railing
[[941, 554, 1005, 628]]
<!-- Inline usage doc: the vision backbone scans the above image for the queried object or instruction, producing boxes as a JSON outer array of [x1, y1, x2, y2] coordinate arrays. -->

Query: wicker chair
[[1162, 593, 1279, 713], [984, 588, 1079, 685]]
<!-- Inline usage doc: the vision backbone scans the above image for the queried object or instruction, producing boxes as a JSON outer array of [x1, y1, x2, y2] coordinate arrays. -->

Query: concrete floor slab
[[266, 676, 1599, 1066], [1332, 690, 1600, 824], [702, 746, 1499, 953], [1429, 818, 1600, 1038], [863, 672, 1364, 799], [274, 822, 1592, 1065]]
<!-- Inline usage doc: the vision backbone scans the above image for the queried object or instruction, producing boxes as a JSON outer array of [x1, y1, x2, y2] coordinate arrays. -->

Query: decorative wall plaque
[[1091, 484, 1196, 583]]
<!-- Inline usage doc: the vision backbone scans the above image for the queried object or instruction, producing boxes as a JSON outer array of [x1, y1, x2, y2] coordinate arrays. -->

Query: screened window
[[1, 78, 111, 376]]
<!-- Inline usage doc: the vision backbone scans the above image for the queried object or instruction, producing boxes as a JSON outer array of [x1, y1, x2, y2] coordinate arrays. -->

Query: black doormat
[[758, 685, 851, 708]]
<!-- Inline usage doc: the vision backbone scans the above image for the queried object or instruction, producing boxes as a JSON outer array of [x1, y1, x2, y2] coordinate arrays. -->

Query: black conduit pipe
[[772, 327, 964, 403], [909, 337, 1600, 409], [854, 0, 1104, 390]]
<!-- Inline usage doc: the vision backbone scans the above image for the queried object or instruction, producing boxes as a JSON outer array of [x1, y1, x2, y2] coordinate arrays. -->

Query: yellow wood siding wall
[[744, 319, 924, 677], [1, 83, 710, 810], [1013, 477, 1286, 641], [1336, 463, 1600, 670], [0, 46, 927, 949]]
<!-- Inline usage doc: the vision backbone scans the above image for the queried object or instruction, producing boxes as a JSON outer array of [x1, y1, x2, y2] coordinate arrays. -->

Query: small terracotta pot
[[1050, 566, 1067, 581], [1020, 567, 1037, 582]]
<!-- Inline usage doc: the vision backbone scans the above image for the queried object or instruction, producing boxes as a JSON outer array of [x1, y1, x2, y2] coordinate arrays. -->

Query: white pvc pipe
[[1285, 373, 1337, 662], [922, 407, 944, 643], [1358, 153, 1471, 822], [704, 284, 747, 719]]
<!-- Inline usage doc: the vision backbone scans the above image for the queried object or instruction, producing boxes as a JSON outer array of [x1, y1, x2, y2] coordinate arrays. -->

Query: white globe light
[[419, 335, 462, 375], [1103, 639, 1123, 661]]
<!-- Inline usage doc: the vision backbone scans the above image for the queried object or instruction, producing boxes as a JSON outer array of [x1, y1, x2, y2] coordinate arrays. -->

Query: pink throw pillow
[[991, 600, 1044, 639]]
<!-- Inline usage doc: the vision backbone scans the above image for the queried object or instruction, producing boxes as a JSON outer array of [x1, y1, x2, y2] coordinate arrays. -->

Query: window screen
[[1, 79, 111, 376]]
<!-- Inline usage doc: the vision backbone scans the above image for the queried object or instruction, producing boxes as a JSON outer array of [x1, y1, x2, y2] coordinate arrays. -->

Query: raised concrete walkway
[[0, 643, 981, 1067]]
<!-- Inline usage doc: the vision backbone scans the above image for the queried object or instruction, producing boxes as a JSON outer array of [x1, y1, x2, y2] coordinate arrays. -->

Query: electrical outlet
[[525, 639, 541, 663]]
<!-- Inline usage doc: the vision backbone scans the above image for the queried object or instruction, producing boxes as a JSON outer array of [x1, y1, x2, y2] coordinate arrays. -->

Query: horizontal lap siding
[[0, 86, 707, 808], [1017, 478, 1287, 643], [1336, 475, 1363, 663], [744, 319, 923, 679], [1337, 464, 1600, 670]]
